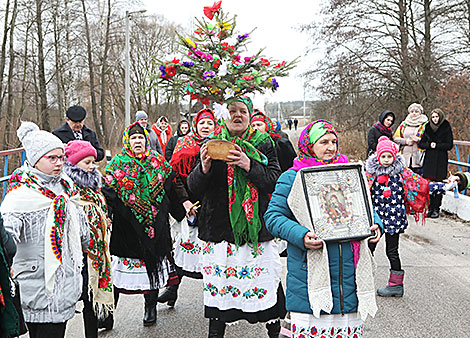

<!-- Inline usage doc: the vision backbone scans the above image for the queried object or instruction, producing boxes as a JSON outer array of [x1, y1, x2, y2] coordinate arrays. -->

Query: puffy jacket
[[265, 170, 383, 315]]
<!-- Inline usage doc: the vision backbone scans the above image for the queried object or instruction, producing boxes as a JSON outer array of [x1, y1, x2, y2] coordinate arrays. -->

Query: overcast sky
[[138, 0, 322, 104]]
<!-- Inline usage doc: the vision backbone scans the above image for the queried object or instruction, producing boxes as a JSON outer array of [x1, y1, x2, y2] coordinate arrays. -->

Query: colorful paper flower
[[271, 77, 279, 90], [203, 0, 222, 20], [203, 70, 216, 79], [237, 33, 249, 42]]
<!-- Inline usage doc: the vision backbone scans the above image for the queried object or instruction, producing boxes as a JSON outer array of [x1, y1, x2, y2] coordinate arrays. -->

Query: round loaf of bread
[[206, 140, 236, 161]]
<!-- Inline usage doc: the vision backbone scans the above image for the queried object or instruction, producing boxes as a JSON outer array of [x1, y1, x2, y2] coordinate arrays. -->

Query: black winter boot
[[266, 320, 281, 338], [143, 290, 159, 326], [208, 318, 226, 338], [157, 284, 179, 307], [427, 195, 436, 218]]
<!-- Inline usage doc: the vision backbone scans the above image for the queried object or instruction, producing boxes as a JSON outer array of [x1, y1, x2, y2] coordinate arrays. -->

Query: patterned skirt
[[174, 223, 203, 274], [201, 239, 286, 323], [111, 255, 176, 292], [290, 312, 363, 338]]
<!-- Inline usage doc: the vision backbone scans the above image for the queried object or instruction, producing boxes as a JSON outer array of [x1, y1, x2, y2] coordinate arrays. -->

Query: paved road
[[54, 214, 470, 338]]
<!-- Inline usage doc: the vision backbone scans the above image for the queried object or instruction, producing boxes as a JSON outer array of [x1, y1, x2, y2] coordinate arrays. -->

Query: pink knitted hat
[[65, 140, 97, 165], [376, 136, 398, 162]]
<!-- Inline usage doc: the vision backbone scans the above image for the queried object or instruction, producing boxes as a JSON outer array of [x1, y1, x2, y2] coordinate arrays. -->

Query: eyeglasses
[[42, 155, 66, 164]]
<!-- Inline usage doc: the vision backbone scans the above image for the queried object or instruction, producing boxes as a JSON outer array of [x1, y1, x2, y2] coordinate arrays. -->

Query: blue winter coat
[[265, 170, 383, 315]]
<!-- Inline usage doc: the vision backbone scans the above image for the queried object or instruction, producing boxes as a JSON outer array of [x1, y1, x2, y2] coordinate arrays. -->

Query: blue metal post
[[2, 155, 9, 200]]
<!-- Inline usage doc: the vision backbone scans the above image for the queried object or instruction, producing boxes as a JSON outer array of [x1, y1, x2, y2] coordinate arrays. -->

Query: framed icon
[[295, 163, 374, 242]]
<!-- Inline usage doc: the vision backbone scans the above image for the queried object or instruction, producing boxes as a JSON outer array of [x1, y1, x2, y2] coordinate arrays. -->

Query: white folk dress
[[201, 238, 284, 321]]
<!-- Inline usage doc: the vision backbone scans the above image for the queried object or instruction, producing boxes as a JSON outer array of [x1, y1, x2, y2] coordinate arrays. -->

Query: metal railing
[[0, 147, 25, 200], [448, 140, 470, 171]]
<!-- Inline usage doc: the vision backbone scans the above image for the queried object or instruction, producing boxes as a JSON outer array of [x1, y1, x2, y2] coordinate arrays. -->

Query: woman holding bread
[[187, 96, 285, 338]]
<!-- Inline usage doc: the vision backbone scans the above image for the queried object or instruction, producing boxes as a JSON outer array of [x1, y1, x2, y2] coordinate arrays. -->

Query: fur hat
[[65, 140, 97, 165], [408, 103, 424, 114], [17, 121, 64, 166], [376, 136, 398, 163], [135, 110, 148, 122]]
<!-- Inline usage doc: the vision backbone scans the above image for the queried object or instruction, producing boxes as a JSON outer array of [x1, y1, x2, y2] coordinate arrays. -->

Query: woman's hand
[[200, 144, 212, 174], [410, 135, 420, 143], [227, 144, 251, 172], [368, 224, 381, 243], [430, 142, 436, 149], [304, 231, 323, 250], [183, 200, 197, 218], [406, 138, 414, 146]]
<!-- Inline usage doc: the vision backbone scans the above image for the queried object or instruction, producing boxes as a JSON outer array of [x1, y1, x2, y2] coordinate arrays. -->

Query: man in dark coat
[[52, 105, 105, 161]]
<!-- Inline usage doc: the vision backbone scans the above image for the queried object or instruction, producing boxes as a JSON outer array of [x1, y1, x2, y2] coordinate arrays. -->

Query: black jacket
[[418, 120, 453, 180], [165, 135, 180, 162], [187, 138, 281, 244], [275, 137, 296, 172], [366, 110, 395, 158], [52, 123, 105, 161], [102, 173, 185, 284]]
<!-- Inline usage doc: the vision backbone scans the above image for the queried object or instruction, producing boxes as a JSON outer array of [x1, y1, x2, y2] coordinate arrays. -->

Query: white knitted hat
[[17, 121, 64, 166]]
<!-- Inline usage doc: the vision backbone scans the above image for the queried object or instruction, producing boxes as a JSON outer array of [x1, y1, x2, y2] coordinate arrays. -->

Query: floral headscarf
[[227, 95, 254, 115], [104, 122, 172, 236], [170, 108, 218, 184], [290, 120, 348, 171], [251, 109, 280, 139]]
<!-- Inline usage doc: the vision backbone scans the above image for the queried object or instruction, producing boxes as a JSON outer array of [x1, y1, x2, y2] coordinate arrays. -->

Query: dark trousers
[[430, 194, 443, 211], [369, 233, 401, 271], [83, 295, 98, 338], [27, 322, 67, 338]]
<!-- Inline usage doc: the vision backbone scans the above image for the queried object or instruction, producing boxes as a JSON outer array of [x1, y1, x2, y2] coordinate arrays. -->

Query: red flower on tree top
[[273, 61, 286, 68], [260, 58, 270, 66], [203, 1, 222, 20]]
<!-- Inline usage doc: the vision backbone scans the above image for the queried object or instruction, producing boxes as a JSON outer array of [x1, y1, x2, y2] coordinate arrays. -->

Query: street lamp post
[[125, 9, 146, 127]]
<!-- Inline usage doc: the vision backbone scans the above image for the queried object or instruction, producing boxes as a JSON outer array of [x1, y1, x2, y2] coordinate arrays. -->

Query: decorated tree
[[151, 1, 296, 117]]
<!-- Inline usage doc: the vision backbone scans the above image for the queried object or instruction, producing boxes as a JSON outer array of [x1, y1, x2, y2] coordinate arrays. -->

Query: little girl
[[1, 122, 89, 338], [63, 140, 114, 338], [365, 136, 430, 297]]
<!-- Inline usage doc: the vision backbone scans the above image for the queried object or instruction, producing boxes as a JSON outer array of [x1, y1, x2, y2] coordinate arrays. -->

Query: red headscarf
[[250, 109, 280, 139], [170, 108, 217, 183]]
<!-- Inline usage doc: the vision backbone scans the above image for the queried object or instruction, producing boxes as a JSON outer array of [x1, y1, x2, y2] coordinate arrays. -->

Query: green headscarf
[[227, 95, 254, 115], [212, 119, 270, 248]]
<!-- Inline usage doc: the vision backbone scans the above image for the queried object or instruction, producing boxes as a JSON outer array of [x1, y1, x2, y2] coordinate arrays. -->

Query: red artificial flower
[[123, 260, 129, 266], [273, 61, 286, 68], [260, 58, 270, 66], [213, 59, 221, 69], [218, 30, 228, 39], [242, 76, 253, 81], [171, 58, 180, 64], [166, 65, 177, 77], [203, 1, 222, 20], [194, 28, 204, 36]]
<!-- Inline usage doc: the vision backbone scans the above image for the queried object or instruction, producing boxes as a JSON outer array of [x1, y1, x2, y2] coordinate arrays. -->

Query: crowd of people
[[0, 99, 461, 338]]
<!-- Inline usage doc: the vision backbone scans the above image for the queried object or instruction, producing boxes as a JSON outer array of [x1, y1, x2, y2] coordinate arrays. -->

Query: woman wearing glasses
[[1, 122, 89, 338]]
